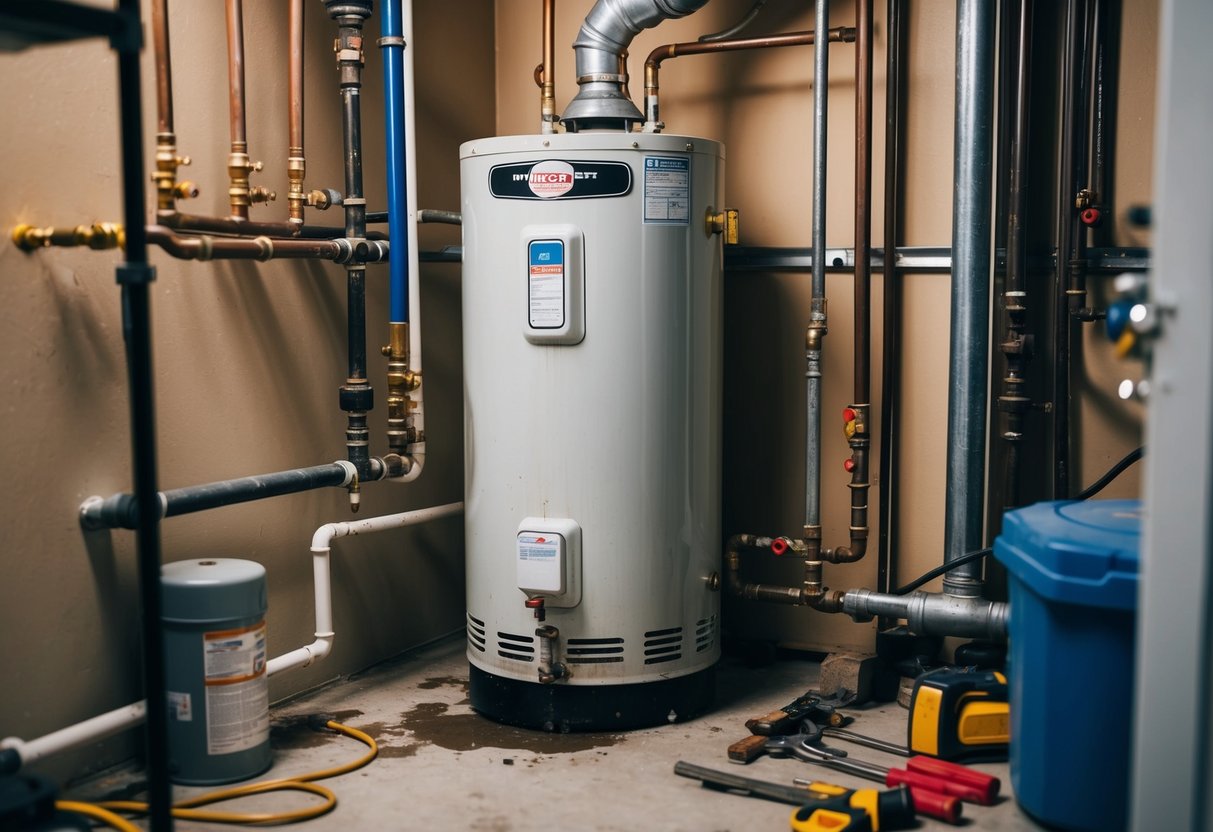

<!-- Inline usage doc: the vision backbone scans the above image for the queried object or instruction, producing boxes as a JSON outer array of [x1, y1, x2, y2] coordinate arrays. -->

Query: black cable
[[1074, 445, 1144, 500], [892, 445, 1145, 595], [895, 549, 991, 595]]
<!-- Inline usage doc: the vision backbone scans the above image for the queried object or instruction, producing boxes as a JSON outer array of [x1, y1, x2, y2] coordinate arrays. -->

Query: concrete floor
[[76, 637, 1046, 831]]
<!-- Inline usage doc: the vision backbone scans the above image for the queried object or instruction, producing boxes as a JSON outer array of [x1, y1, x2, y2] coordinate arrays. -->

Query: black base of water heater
[[468, 663, 716, 732]]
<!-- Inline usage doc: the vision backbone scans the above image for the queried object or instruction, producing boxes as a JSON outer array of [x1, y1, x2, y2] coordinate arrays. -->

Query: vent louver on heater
[[467, 613, 486, 653], [643, 626, 683, 665], [695, 615, 717, 653], [566, 636, 625, 664], [497, 631, 536, 662]]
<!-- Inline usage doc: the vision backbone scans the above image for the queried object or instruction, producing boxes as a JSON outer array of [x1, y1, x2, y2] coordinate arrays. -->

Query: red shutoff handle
[[1080, 206, 1101, 226], [771, 538, 790, 556], [906, 756, 1000, 804], [886, 768, 987, 805], [842, 407, 857, 424], [900, 784, 963, 825]]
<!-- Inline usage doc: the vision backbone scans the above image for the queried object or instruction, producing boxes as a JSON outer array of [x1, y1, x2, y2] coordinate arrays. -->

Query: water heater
[[460, 132, 724, 731]]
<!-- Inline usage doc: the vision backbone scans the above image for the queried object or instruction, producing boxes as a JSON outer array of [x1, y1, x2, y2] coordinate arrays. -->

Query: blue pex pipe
[[382, 0, 409, 324]]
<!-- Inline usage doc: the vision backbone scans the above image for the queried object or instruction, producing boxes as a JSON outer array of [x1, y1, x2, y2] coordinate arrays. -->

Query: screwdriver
[[674, 761, 917, 831]]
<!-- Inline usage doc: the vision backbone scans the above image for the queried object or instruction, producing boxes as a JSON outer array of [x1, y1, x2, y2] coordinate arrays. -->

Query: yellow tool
[[908, 668, 1010, 762]]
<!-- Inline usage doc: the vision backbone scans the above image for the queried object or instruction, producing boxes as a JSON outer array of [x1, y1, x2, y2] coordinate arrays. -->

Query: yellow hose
[[59, 719, 377, 829]]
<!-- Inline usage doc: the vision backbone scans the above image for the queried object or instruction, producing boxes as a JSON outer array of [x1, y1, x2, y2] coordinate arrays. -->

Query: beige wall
[[0, 0, 491, 783], [494, 0, 1150, 650]]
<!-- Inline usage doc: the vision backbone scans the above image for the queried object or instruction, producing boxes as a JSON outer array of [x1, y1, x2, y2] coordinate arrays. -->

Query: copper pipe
[[540, 0, 556, 133], [158, 211, 385, 240], [288, 0, 306, 223], [226, 0, 247, 150], [151, 0, 173, 134], [225, 0, 273, 219], [643, 26, 856, 129], [146, 225, 386, 262], [150, 0, 196, 213]]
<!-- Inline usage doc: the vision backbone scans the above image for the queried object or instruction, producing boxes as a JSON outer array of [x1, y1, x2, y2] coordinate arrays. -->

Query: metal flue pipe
[[942, 0, 996, 596], [561, 0, 710, 131]]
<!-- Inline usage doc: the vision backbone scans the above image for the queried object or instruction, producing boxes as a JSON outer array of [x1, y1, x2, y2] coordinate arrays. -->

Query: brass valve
[[228, 150, 275, 217], [153, 133, 197, 212], [706, 207, 740, 244], [12, 222, 124, 252], [382, 322, 422, 455]]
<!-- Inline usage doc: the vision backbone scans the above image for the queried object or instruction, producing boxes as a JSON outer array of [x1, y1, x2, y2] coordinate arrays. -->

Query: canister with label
[[161, 558, 271, 785]]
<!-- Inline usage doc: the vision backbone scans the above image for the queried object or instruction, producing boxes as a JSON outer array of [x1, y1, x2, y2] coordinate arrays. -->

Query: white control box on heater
[[517, 517, 581, 606]]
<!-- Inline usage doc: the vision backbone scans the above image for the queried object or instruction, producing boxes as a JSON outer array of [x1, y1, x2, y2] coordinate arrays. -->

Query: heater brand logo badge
[[527, 161, 576, 198], [488, 159, 632, 200]]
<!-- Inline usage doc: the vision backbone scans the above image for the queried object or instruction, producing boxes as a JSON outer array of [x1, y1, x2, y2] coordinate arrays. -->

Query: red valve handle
[[1080, 206, 1101, 226], [842, 407, 857, 424], [843, 458, 856, 473], [771, 538, 790, 556]]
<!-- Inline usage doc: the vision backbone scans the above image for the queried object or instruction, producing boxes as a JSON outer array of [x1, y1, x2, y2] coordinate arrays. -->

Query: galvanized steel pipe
[[942, 0, 995, 596]]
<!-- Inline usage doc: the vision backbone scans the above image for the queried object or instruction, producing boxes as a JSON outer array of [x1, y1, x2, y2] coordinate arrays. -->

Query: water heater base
[[468, 663, 716, 732]]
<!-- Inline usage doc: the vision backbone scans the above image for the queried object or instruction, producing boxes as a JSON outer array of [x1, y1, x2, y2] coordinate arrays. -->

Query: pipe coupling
[[842, 588, 1008, 641]]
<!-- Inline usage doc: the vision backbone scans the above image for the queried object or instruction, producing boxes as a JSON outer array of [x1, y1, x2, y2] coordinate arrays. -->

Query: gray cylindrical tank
[[162, 558, 270, 785], [460, 133, 724, 731]]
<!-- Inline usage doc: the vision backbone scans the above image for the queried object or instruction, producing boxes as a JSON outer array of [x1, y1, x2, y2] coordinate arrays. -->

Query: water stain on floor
[[271, 709, 368, 750], [416, 675, 471, 694], [398, 701, 624, 754]]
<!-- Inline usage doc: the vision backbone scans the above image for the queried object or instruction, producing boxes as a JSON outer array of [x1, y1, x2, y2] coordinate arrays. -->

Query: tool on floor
[[673, 761, 916, 831], [766, 735, 962, 824], [789, 803, 872, 831], [907, 668, 1009, 762], [746, 689, 858, 736], [729, 689, 858, 763]]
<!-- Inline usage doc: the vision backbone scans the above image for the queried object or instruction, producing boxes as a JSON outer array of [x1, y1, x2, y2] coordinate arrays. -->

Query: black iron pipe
[[330, 5, 374, 478], [1052, 0, 1083, 498], [876, 0, 904, 599], [998, 0, 1033, 512], [82, 463, 355, 530], [115, 0, 172, 826]]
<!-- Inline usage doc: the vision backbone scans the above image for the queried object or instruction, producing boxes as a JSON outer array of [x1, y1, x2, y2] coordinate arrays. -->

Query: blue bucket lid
[[161, 558, 267, 624], [994, 499, 1142, 611]]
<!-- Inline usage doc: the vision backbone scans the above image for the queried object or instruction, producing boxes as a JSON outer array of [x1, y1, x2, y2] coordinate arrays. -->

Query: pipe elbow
[[385, 447, 425, 483], [308, 634, 335, 664]]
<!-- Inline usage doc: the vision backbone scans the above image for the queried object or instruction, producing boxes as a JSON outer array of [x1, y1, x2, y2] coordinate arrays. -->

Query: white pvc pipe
[[391, 0, 426, 484], [266, 501, 463, 677], [3, 502, 463, 769], [1, 701, 147, 769]]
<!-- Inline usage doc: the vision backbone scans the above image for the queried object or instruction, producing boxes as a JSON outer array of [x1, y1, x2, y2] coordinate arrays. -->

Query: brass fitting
[[382, 322, 422, 455], [706, 208, 740, 244], [228, 147, 275, 220], [806, 298, 828, 351], [12, 222, 124, 252], [152, 132, 197, 213], [287, 152, 306, 224]]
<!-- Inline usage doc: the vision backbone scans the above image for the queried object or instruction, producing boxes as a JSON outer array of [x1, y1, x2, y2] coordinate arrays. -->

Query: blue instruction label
[[528, 240, 565, 329], [643, 156, 690, 224]]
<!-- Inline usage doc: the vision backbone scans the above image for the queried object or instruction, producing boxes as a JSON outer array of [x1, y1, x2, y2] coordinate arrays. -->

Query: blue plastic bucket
[[994, 499, 1141, 831]]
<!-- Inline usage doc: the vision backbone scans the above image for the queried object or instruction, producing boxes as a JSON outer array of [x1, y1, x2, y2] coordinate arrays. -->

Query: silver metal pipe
[[943, 0, 996, 596], [805, 0, 829, 539], [562, 0, 709, 131], [811, 0, 828, 303], [842, 588, 1008, 641]]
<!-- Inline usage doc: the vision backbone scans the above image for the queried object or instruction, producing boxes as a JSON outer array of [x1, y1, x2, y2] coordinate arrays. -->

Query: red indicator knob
[[1080, 207, 1101, 227], [771, 538, 790, 556], [844, 458, 856, 473], [524, 598, 544, 609], [842, 407, 857, 424]]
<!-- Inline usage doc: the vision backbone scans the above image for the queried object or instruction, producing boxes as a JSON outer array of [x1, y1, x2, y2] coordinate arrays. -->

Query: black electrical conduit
[[114, 0, 173, 826]]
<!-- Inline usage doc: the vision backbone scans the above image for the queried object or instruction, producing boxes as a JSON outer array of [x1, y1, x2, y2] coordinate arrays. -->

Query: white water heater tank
[[460, 132, 724, 731]]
